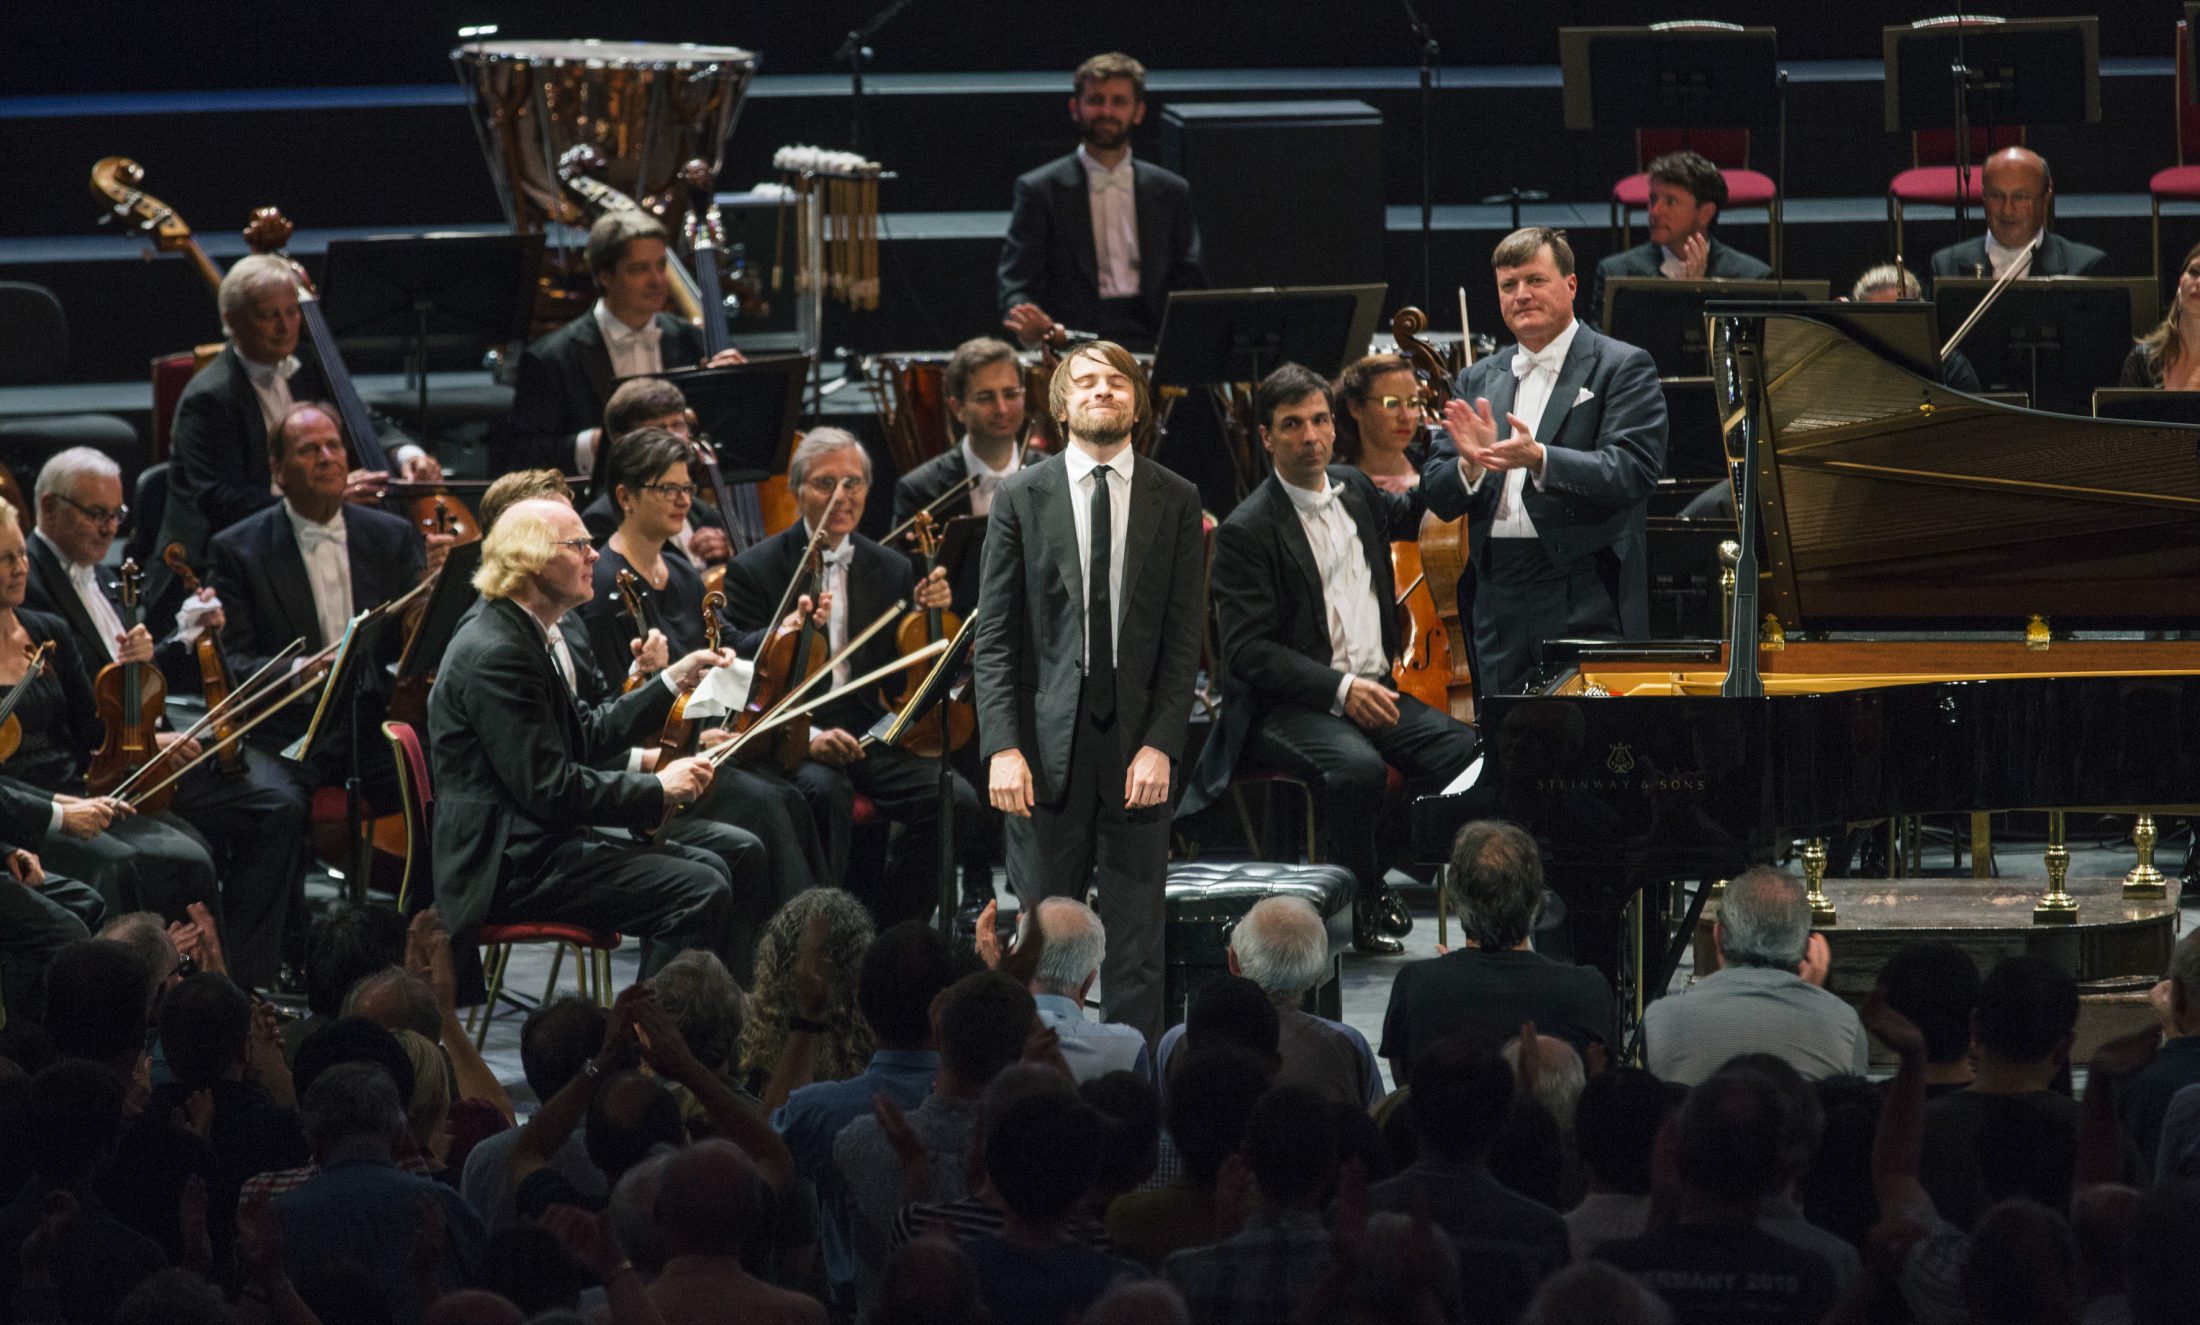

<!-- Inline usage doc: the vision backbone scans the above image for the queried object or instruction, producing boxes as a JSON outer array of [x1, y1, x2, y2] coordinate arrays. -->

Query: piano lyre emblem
[[1606, 744, 1637, 775]]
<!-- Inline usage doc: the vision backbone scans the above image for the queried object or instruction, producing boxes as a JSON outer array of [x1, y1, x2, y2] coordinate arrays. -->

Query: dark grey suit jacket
[[1589, 236, 1773, 327], [22, 533, 198, 695], [427, 597, 679, 939], [503, 311, 706, 477], [158, 347, 333, 569], [1182, 467, 1421, 818], [1420, 323, 1668, 684], [720, 523, 916, 734], [1928, 231, 2109, 283], [996, 153, 1205, 346], [971, 451, 1204, 803]]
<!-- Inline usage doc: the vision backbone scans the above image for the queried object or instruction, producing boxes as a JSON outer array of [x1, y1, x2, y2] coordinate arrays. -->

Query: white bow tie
[[296, 520, 346, 552], [1295, 482, 1339, 514], [246, 355, 300, 388], [820, 543, 854, 571], [604, 320, 661, 354], [1089, 166, 1133, 194], [1513, 346, 1562, 380]]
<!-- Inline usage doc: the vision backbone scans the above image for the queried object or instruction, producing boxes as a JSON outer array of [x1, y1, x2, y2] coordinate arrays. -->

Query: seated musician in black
[[155, 253, 436, 613], [2123, 240, 2200, 389], [565, 433, 827, 930], [1333, 353, 1427, 495], [578, 377, 732, 564], [722, 428, 994, 927], [0, 497, 220, 959], [1183, 364, 1479, 953], [25, 450, 311, 991], [1589, 150, 1772, 329], [429, 498, 756, 977], [890, 336, 1031, 617], [504, 211, 745, 478]]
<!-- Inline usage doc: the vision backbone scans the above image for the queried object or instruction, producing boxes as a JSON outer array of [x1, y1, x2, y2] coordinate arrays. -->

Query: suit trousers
[[499, 833, 741, 979], [1244, 695, 1479, 901], [175, 750, 313, 988], [42, 812, 219, 934], [1472, 538, 1624, 698], [0, 874, 101, 1023], [790, 744, 993, 930], [666, 771, 814, 978], [1016, 699, 1171, 1043]]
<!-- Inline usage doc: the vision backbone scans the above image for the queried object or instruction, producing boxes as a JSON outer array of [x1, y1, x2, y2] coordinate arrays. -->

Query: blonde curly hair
[[738, 888, 876, 1084]]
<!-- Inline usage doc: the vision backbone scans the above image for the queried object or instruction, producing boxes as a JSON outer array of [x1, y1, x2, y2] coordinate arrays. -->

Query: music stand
[[652, 354, 810, 484], [1604, 277, 1828, 378], [285, 605, 407, 903], [927, 514, 988, 616], [393, 541, 484, 687], [861, 614, 979, 935], [318, 232, 545, 431], [2094, 389, 2200, 425], [1559, 25, 1780, 133], [1933, 277, 2145, 415]]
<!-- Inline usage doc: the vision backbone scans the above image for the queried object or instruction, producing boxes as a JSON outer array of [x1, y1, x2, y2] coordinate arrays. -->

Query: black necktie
[[1087, 463, 1116, 727]]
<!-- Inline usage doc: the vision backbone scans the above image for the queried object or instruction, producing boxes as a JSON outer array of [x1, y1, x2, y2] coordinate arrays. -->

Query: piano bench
[[1163, 862, 1355, 1028]]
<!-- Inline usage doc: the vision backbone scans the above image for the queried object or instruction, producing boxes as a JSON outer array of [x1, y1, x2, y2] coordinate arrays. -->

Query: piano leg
[[1970, 814, 1993, 880], [2034, 811, 2080, 925], [2125, 815, 2169, 899], [1803, 839, 1836, 926]]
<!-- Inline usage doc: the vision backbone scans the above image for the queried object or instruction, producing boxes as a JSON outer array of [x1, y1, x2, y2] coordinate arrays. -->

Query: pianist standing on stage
[[1422, 227, 1667, 698]]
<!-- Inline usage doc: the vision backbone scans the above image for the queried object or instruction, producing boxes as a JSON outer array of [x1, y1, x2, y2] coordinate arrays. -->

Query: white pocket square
[[1574, 387, 1596, 406]]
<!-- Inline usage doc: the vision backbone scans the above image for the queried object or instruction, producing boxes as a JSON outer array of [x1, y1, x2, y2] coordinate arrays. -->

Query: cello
[[85, 561, 178, 810], [160, 544, 244, 776], [1388, 307, 1478, 726], [880, 512, 975, 757]]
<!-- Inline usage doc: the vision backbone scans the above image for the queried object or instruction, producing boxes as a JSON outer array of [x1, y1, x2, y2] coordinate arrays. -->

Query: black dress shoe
[[1372, 884, 1414, 938], [1353, 899, 1405, 955]]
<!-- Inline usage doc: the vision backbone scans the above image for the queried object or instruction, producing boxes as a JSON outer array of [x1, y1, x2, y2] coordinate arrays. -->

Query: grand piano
[[1412, 301, 2200, 1041]]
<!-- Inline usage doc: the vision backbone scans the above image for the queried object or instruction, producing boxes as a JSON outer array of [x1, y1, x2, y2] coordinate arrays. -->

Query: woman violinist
[[0, 498, 220, 939], [572, 428, 829, 913]]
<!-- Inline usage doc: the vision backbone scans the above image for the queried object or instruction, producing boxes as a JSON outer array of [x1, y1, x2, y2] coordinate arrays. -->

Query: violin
[[85, 560, 177, 810], [0, 642, 57, 765], [1388, 306, 1477, 726], [656, 591, 725, 769], [883, 513, 974, 757], [733, 519, 835, 772], [160, 544, 244, 776]]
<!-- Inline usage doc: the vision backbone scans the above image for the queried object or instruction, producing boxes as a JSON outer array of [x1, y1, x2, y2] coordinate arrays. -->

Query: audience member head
[[607, 1151, 670, 1276], [1574, 1068, 1678, 1197], [1675, 1066, 1790, 1214], [585, 1069, 685, 1184], [648, 948, 745, 1076], [1851, 263, 1925, 302], [1489, 1091, 1571, 1212], [114, 1268, 234, 1325], [1445, 820, 1543, 950], [1643, 150, 1726, 249], [218, 252, 303, 364], [159, 972, 253, 1086], [874, 1237, 983, 1325], [1973, 954, 2079, 1070], [655, 1138, 768, 1258], [1082, 1281, 1192, 1325], [1168, 1044, 1272, 1190], [395, 1027, 453, 1157], [1241, 1084, 1339, 1210], [1963, 1198, 2076, 1325], [1522, 1262, 1674, 1325], [292, 1016, 416, 1102], [1345, 1212, 1463, 1324], [603, 376, 689, 443], [1724, 1053, 1825, 1188], [1409, 1038, 1515, 1164], [1228, 895, 1329, 1007], [858, 921, 958, 1051], [1331, 353, 1418, 467], [942, 336, 1026, 450], [1181, 975, 1281, 1068], [471, 1228, 576, 1321], [2070, 1184, 2139, 1304], [1490, 227, 1577, 350], [341, 964, 442, 1042], [935, 970, 1037, 1093], [519, 997, 609, 1106], [42, 939, 152, 1071], [2161, 931, 2200, 1036], [1070, 52, 1146, 154], [1879, 940, 1982, 1068], [1081, 1070, 1163, 1197], [477, 468, 575, 531], [304, 904, 408, 1020], [1800, 1075, 1883, 1248], [300, 1061, 408, 1159], [1714, 866, 1811, 970], [94, 911, 182, 994], [1503, 1031, 1585, 1131], [1029, 897, 1107, 1002], [742, 887, 875, 1083], [1981, 146, 2054, 252], [2130, 1181, 2200, 1325], [26, 1057, 127, 1182], [987, 1089, 1103, 1228], [294, 1263, 393, 1325]]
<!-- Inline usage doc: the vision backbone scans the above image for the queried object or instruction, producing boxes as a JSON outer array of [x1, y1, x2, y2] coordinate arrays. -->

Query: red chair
[[2150, 20, 2200, 281], [1886, 15, 2027, 268], [149, 350, 204, 463], [1606, 23, 1782, 268], [381, 720, 620, 1049]]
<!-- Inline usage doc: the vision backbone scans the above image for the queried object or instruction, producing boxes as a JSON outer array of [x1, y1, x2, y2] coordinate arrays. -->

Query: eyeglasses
[[802, 477, 869, 497], [1374, 395, 1418, 412], [553, 537, 596, 554], [641, 482, 699, 500], [56, 495, 127, 528]]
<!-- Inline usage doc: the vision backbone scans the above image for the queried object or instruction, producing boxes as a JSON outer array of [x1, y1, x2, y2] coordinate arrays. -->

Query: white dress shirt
[[816, 534, 856, 688], [1079, 144, 1141, 300], [240, 353, 300, 437], [1657, 244, 1691, 280], [34, 530, 127, 662], [574, 300, 666, 473], [1062, 443, 1132, 667], [959, 437, 1021, 519], [1983, 232, 2041, 279], [1467, 317, 1580, 539], [285, 503, 353, 650], [1279, 477, 1389, 715]]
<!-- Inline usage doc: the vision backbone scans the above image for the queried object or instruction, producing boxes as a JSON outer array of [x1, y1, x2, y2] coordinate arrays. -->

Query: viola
[[0, 642, 57, 765], [160, 544, 244, 776], [614, 567, 657, 695], [882, 512, 974, 757], [85, 561, 177, 810], [732, 519, 835, 772], [656, 591, 725, 769]]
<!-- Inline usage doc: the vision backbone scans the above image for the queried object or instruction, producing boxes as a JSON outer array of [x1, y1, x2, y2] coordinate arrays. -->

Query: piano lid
[[1710, 302, 2200, 633]]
